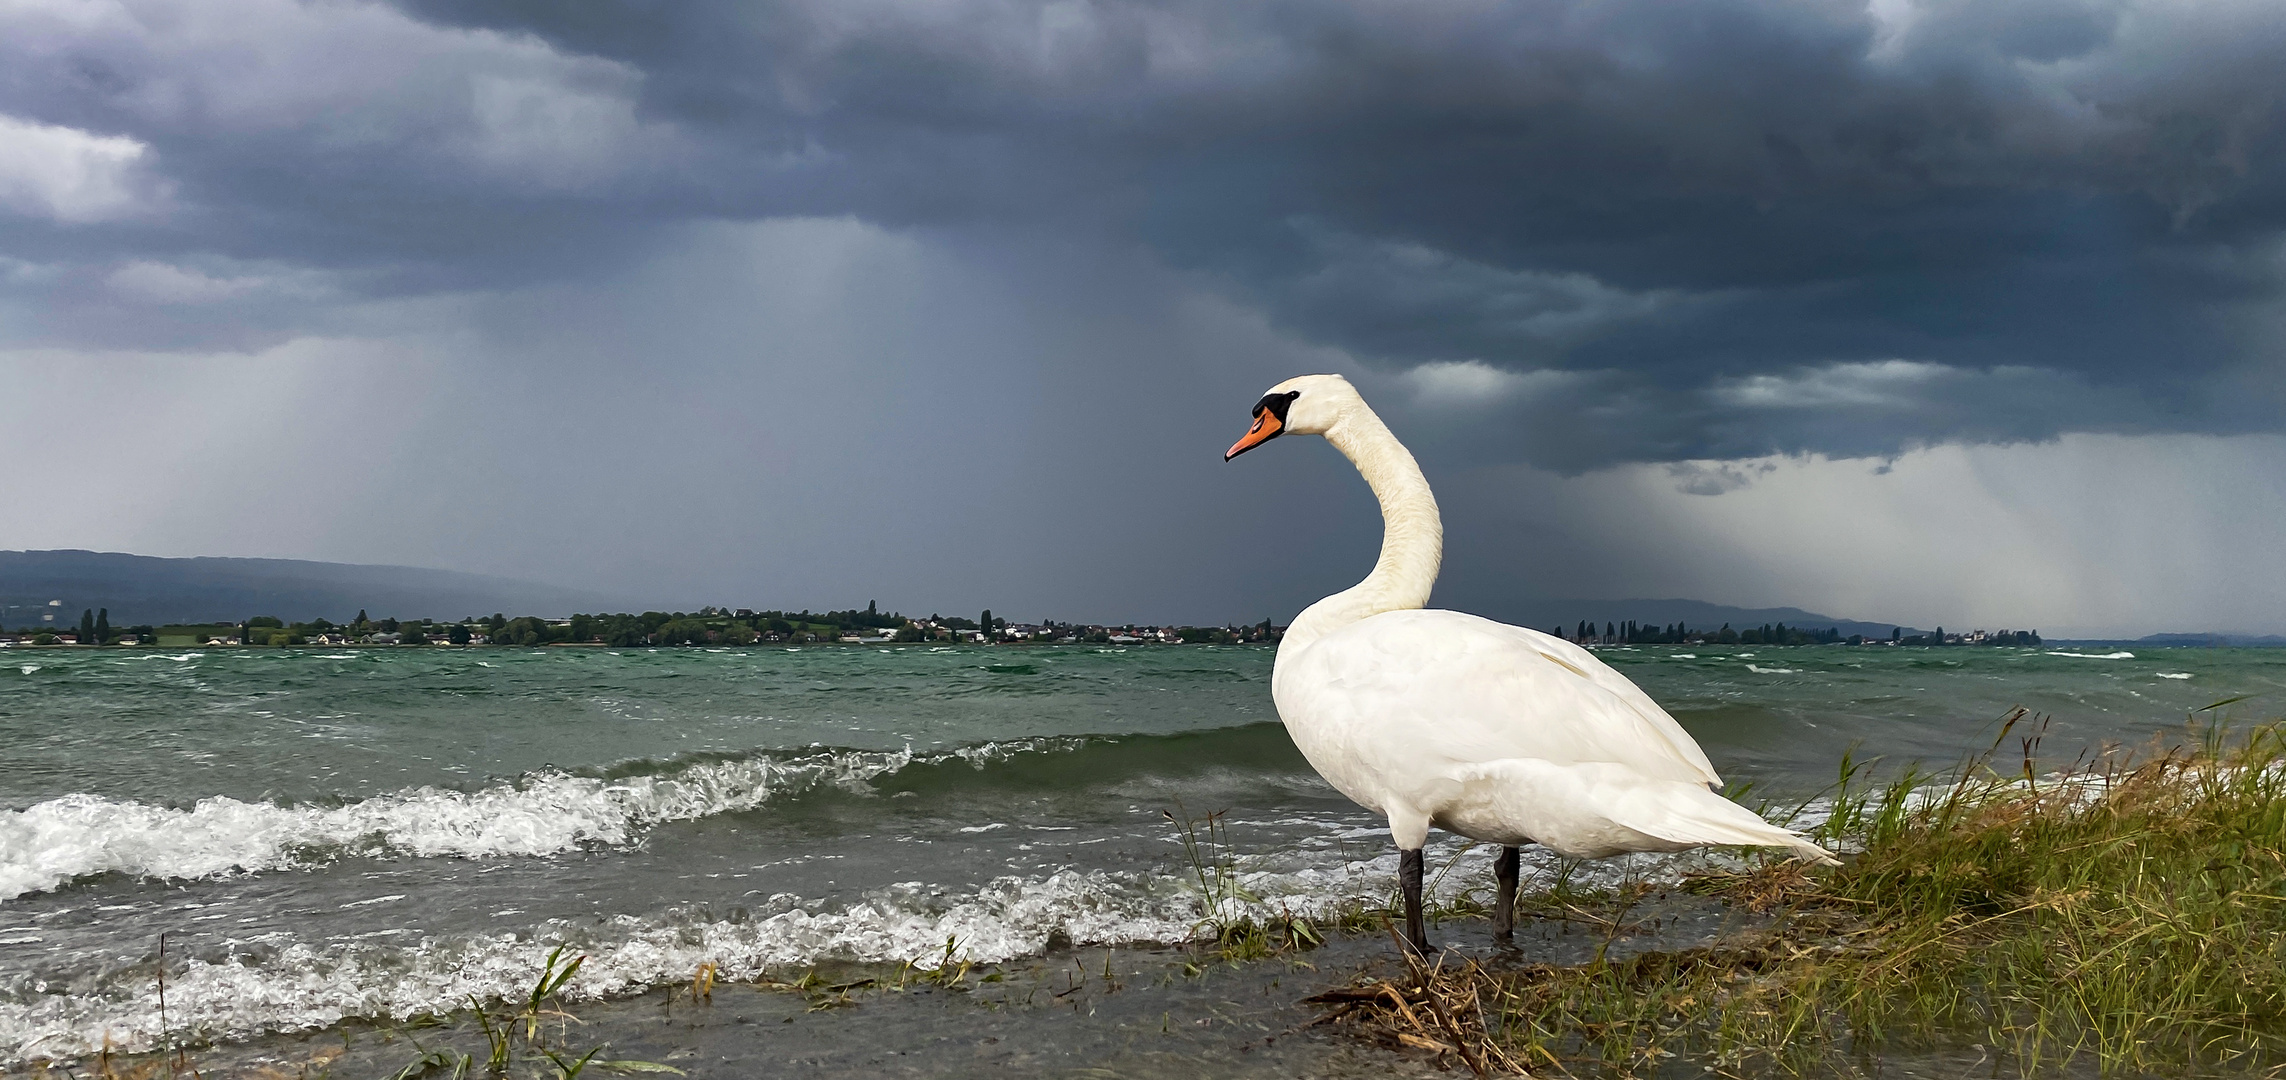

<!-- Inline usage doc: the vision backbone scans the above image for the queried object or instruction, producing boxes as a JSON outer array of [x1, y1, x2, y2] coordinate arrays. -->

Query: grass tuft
[[365, 947, 683, 1079], [1166, 802, 1349, 964]]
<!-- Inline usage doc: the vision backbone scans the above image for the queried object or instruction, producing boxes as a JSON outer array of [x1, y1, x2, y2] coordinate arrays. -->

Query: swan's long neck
[[1281, 404, 1442, 653]]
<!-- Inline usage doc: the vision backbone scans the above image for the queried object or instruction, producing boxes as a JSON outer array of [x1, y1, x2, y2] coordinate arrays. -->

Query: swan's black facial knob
[[1225, 391, 1300, 461]]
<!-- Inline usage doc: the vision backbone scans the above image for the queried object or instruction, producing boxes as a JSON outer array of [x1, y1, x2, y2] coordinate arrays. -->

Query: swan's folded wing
[[1285, 609, 1721, 788], [1507, 623, 1722, 785]]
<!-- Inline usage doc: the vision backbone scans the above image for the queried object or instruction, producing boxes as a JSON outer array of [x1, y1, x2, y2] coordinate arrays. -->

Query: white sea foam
[[0, 740, 1085, 902], [1744, 664, 1799, 674], [2156, 672, 2193, 679], [15, 665, 34, 676], [2047, 651, 2135, 659], [0, 838, 1702, 1063], [0, 869, 1169, 1060]]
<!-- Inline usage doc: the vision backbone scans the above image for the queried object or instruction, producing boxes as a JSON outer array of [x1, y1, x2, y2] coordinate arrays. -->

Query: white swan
[[1225, 374, 1835, 950]]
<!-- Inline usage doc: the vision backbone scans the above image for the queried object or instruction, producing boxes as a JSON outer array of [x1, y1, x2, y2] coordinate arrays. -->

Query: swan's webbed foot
[[1399, 847, 1431, 953], [1492, 844, 1520, 940]]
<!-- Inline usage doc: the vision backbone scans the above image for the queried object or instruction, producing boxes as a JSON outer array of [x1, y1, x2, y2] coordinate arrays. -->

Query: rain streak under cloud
[[2, 0, 2285, 636]]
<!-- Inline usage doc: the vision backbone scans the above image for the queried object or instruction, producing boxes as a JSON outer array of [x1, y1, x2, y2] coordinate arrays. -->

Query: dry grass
[[1310, 715, 2286, 1077], [1305, 928, 1537, 1076]]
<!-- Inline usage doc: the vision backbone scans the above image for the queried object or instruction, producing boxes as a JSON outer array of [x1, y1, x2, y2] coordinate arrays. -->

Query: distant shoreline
[[9, 639, 2273, 651]]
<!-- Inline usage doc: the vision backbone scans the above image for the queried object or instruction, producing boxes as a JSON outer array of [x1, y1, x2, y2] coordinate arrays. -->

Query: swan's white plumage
[[1247, 373, 1834, 866]]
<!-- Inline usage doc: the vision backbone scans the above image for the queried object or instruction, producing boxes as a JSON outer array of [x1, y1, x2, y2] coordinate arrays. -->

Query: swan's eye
[[1252, 390, 1301, 422]]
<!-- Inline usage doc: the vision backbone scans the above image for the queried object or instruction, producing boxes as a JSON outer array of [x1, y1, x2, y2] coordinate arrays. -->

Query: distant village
[[1552, 619, 2041, 648], [0, 602, 1280, 648], [1, 601, 2038, 649]]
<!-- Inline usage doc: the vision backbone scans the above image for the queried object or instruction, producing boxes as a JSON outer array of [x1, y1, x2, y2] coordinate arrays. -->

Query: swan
[[1224, 374, 1835, 951]]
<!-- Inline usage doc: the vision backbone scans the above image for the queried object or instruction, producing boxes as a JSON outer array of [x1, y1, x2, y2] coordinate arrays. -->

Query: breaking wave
[[0, 869, 1186, 1061], [0, 725, 1310, 902], [0, 747, 903, 901], [0, 839, 1687, 1063]]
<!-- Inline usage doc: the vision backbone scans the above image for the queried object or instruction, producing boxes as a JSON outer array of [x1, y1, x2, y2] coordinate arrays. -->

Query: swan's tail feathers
[[1616, 784, 1841, 867], [1453, 759, 1842, 865]]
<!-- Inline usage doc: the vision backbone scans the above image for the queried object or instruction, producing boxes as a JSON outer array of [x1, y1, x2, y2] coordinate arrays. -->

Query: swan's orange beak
[[1225, 410, 1282, 461]]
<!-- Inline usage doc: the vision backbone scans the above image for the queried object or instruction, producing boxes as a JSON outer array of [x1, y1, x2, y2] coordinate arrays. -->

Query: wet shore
[[47, 893, 1780, 1079]]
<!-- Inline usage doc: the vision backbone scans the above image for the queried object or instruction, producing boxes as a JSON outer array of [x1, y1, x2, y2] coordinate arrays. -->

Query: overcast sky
[[3, 0, 2284, 636]]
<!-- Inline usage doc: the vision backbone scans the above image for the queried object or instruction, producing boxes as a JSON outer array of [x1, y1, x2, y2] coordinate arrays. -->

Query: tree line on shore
[[8, 605, 2037, 650], [0, 607, 163, 646], [7, 602, 1282, 648], [1553, 619, 2040, 647]]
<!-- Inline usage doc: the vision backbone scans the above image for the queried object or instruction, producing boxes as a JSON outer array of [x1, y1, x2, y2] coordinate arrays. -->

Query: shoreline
[[22, 894, 1771, 1080], [0, 640, 1252, 649]]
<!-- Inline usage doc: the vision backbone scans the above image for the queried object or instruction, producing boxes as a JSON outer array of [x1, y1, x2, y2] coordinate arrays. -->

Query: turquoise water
[[2, 642, 2280, 1062]]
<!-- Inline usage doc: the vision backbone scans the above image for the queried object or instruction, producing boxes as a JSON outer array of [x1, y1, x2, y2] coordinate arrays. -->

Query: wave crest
[[0, 746, 934, 901], [0, 847, 1541, 1062], [0, 831, 1724, 1062], [0, 726, 1308, 902]]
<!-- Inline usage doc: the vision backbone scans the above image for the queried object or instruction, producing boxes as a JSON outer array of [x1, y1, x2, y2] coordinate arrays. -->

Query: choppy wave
[[0, 750, 895, 902], [2047, 650, 2136, 660], [0, 725, 1310, 902], [0, 870, 1149, 1060], [0, 747, 957, 902], [0, 840, 1686, 1063]]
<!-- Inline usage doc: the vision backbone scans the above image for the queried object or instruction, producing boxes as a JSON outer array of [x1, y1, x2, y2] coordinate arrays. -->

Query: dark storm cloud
[[2, 0, 2283, 465]]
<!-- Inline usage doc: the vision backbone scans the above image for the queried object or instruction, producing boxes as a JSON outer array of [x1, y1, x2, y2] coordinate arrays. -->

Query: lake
[[3, 642, 2280, 1065]]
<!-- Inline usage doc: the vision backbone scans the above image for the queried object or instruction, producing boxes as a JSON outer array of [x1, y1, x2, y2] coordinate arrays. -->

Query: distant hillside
[[0, 550, 621, 627], [2047, 632, 2286, 648], [1476, 597, 1923, 641]]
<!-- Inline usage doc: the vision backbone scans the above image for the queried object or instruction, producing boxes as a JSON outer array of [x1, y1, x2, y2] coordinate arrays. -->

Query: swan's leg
[[1492, 845, 1520, 940], [1399, 848, 1430, 952], [1387, 805, 1434, 953]]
